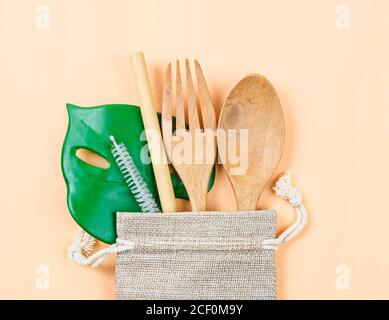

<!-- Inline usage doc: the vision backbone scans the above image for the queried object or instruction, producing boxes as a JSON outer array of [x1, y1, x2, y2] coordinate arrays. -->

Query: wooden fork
[[162, 60, 217, 211]]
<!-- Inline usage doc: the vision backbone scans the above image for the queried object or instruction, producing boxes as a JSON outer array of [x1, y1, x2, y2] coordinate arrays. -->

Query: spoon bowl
[[217, 74, 285, 210]]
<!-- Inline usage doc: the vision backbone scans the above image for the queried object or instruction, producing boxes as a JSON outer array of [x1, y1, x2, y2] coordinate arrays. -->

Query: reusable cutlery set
[[137, 55, 285, 213], [65, 52, 307, 292], [63, 52, 287, 245]]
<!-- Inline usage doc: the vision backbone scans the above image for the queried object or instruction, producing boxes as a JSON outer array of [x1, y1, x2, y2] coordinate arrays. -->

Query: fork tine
[[175, 60, 185, 132], [185, 59, 200, 131], [161, 62, 173, 156], [194, 60, 216, 130]]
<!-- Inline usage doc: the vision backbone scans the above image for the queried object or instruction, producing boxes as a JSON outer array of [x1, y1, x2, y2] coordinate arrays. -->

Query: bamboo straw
[[130, 52, 177, 212]]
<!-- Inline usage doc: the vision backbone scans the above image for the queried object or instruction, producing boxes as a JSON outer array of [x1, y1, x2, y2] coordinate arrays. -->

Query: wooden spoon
[[217, 74, 285, 210]]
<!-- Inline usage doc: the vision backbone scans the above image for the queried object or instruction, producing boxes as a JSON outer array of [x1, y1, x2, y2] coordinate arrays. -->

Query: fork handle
[[184, 175, 210, 212], [189, 191, 207, 212]]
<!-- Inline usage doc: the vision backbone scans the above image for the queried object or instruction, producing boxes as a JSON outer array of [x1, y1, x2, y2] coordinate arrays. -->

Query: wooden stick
[[130, 52, 177, 212]]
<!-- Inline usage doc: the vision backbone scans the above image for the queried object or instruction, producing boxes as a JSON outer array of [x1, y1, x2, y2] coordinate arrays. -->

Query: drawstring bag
[[68, 172, 307, 300], [115, 211, 276, 300]]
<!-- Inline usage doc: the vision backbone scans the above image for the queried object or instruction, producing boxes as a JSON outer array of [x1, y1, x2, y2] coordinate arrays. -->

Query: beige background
[[0, 0, 388, 299]]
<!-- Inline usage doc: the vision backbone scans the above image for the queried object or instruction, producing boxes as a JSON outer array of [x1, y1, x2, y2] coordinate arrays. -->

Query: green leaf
[[61, 104, 215, 244]]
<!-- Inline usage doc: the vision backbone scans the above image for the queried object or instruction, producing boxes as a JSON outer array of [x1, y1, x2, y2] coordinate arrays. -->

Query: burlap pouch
[[115, 211, 276, 300], [67, 173, 307, 300]]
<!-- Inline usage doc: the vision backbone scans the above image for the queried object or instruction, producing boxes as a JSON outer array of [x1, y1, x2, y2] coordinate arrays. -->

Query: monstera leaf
[[61, 104, 215, 244]]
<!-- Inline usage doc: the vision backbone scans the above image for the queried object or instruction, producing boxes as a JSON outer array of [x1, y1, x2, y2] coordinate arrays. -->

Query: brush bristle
[[111, 136, 161, 213]]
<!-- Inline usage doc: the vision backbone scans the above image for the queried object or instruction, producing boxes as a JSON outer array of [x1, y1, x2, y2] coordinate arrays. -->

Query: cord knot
[[286, 188, 302, 207], [67, 230, 135, 268], [67, 242, 83, 261], [273, 172, 302, 207], [263, 172, 307, 250]]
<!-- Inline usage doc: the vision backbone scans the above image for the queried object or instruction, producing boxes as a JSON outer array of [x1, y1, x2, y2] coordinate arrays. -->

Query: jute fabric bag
[[67, 173, 307, 300], [115, 211, 277, 300]]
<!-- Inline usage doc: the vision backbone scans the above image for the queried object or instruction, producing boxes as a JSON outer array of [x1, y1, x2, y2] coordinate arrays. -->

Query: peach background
[[0, 0, 388, 299]]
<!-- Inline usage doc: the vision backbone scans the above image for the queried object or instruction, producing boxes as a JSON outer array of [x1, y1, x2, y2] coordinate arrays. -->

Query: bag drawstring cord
[[67, 172, 307, 267], [67, 233, 134, 268], [262, 172, 308, 250]]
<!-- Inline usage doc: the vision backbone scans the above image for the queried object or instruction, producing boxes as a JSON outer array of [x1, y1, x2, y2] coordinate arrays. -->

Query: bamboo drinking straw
[[130, 52, 177, 212]]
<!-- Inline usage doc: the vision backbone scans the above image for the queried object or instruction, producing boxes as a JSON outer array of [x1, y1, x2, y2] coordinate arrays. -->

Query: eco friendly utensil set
[[157, 58, 284, 212], [126, 52, 285, 213], [63, 52, 289, 241], [65, 53, 308, 298]]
